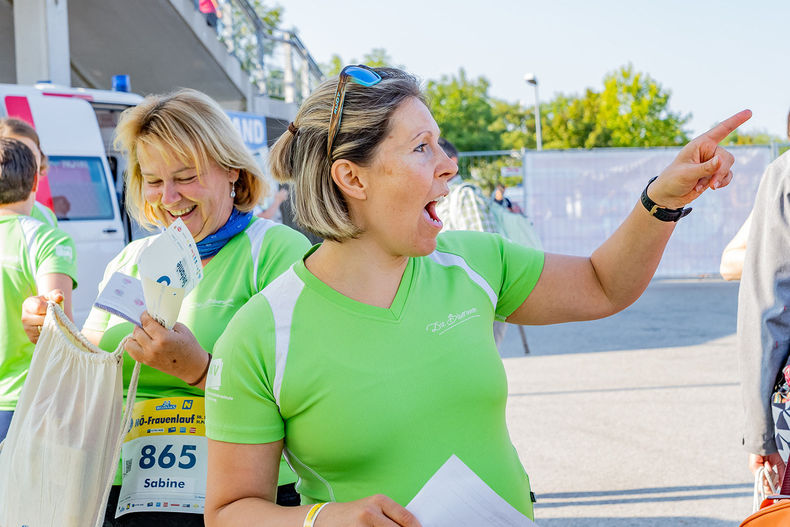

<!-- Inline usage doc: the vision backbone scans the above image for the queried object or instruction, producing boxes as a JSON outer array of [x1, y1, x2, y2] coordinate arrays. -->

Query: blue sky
[[281, 0, 789, 140]]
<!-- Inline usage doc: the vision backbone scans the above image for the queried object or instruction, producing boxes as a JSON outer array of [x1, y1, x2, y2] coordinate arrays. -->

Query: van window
[[46, 156, 114, 221]]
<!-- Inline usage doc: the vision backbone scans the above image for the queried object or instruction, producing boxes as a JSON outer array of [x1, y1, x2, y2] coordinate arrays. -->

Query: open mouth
[[423, 200, 443, 228], [166, 205, 197, 219]]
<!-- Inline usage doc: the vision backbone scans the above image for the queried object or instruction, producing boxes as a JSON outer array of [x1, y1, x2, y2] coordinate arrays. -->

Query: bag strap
[[93, 338, 141, 527], [755, 466, 779, 512]]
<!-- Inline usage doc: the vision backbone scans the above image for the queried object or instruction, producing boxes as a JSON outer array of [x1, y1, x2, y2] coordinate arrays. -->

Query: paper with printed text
[[406, 455, 538, 527], [93, 219, 202, 328]]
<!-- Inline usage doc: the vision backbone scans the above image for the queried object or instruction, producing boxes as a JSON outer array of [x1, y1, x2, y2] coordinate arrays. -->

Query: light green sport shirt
[[30, 201, 57, 226], [206, 231, 544, 518], [0, 214, 76, 410], [84, 216, 310, 486]]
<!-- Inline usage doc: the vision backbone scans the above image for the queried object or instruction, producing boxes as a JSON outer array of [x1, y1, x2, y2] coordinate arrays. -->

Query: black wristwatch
[[640, 176, 692, 222]]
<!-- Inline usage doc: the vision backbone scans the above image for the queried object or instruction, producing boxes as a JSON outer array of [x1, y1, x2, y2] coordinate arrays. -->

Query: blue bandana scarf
[[195, 208, 252, 259]]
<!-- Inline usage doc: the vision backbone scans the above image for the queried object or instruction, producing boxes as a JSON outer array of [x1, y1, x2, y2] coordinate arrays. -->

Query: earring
[[230, 183, 236, 199]]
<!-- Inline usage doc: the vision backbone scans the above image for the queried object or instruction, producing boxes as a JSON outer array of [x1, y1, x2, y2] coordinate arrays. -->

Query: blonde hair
[[0, 118, 46, 171], [269, 67, 423, 241], [114, 88, 266, 230]]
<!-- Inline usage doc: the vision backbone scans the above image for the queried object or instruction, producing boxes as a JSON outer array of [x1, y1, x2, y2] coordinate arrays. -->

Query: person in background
[[197, 0, 219, 27], [21, 89, 310, 526], [434, 137, 498, 233], [495, 182, 524, 215], [719, 211, 751, 281], [719, 109, 790, 281], [0, 138, 76, 442], [738, 147, 790, 491], [434, 137, 510, 346], [203, 65, 749, 526], [256, 186, 289, 222], [0, 118, 57, 226]]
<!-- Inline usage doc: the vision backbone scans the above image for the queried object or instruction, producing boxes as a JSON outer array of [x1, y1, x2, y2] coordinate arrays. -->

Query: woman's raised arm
[[508, 109, 751, 326]]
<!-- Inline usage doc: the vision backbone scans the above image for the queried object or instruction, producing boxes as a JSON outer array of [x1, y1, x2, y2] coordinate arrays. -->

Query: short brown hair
[[0, 138, 37, 204], [269, 67, 424, 241], [0, 118, 47, 171], [114, 88, 266, 230]]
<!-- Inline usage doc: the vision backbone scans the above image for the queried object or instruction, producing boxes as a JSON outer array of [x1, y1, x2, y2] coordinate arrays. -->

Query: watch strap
[[641, 176, 692, 222]]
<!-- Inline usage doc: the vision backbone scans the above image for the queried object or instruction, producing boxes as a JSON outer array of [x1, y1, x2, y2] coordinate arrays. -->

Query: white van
[[0, 83, 277, 325], [0, 83, 142, 325]]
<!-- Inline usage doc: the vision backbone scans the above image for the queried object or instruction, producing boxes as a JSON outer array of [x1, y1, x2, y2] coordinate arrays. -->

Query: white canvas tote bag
[[0, 302, 140, 527]]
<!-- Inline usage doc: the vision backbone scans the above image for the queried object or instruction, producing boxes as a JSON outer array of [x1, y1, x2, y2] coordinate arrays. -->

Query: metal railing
[[209, 0, 324, 102]]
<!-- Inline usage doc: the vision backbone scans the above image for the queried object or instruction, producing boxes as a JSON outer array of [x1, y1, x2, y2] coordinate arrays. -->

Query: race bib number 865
[[116, 397, 206, 517]]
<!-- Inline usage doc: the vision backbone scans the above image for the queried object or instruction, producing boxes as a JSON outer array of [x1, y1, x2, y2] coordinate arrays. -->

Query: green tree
[[490, 99, 533, 150], [465, 157, 524, 195], [251, 1, 282, 28], [321, 48, 400, 77], [494, 65, 691, 150], [596, 64, 690, 147], [722, 129, 784, 145], [425, 69, 502, 152], [542, 90, 603, 148], [437, 65, 692, 191], [322, 54, 344, 77], [217, 0, 283, 93], [362, 48, 397, 68]]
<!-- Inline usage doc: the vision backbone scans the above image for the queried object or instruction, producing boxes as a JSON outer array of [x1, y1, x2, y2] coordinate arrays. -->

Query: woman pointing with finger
[[205, 65, 749, 526]]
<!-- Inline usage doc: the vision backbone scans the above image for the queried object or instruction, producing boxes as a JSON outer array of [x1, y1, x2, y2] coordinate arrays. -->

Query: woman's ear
[[228, 168, 240, 185], [331, 159, 367, 201]]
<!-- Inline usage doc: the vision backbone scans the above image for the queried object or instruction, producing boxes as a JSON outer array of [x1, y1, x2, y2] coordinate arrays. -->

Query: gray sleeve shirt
[[738, 150, 790, 454]]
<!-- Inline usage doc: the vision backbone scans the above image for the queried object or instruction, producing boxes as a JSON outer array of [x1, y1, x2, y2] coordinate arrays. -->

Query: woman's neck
[[305, 237, 409, 309]]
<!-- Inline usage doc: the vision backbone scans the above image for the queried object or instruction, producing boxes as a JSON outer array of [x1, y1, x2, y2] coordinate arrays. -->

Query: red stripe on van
[[3, 95, 55, 212], [4, 96, 36, 127], [42, 92, 94, 101]]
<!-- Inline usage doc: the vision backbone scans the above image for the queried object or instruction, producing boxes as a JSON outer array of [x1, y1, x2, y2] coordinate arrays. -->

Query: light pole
[[524, 73, 542, 151]]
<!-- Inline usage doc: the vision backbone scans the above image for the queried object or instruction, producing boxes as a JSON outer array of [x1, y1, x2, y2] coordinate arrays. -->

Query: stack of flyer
[[94, 218, 202, 328]]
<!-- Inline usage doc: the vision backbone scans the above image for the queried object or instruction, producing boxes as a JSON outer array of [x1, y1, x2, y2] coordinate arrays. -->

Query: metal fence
[[211, 0, 324, 103], [459, 145, 786, 277]]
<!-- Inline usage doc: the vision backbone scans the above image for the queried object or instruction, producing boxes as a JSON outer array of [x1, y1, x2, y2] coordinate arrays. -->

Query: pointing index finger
[[703, 109, 752, 144]]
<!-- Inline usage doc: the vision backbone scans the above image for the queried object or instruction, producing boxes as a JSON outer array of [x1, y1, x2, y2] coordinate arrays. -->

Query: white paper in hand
[[136, 218, 203, 328], [406, 455, 537, 527], [93, 272, 147, 326], [137, 218, 202, 292], [94, 219, 203, 328], [140, 276, 185, 329]]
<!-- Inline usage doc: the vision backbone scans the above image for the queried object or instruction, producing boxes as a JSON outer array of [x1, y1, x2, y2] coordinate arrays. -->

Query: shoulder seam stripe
[[428, 250, 498, 308]]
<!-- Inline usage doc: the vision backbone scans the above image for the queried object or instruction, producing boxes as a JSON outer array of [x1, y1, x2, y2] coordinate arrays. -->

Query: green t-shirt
[[206, 231, 545, 518], [0, 214, 76, 410], [84, 216, 310, 486], [30, 202, 57, 226]]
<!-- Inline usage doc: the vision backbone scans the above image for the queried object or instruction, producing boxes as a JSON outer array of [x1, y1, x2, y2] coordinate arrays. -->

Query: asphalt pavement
[[499, 279, 751, 526]]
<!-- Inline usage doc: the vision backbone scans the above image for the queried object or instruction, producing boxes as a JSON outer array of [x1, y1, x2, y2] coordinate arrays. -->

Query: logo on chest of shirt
[[426, 307, 480, 335]]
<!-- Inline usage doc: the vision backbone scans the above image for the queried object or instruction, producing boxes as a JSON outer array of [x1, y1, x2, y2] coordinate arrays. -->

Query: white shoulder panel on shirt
[[428, 250, 498, 309], [245, 218, 278, 289], [18, 215, 45, 276], [260, 266, 305, 407]]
